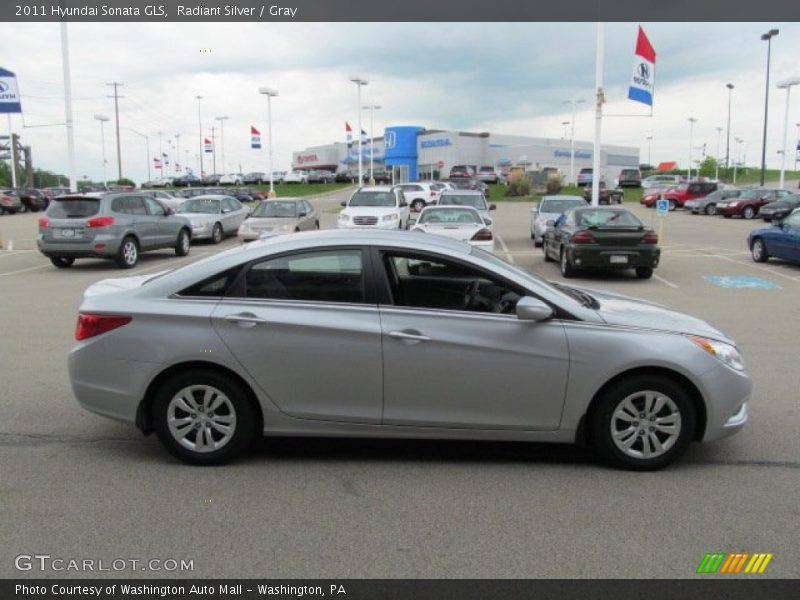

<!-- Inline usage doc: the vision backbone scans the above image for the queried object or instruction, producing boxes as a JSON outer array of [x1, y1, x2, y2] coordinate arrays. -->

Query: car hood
[[570, 285, 733, 343], [343, 206, 399, 215], [761, 201, 794, 209], [244, 217, 299, 228]]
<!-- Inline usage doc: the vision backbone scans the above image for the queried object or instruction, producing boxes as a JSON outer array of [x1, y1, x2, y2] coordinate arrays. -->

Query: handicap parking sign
[[656, 199, 669, 215]]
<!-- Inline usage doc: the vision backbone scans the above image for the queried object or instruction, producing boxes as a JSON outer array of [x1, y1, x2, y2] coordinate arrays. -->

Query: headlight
[[280, 224, 293, 232], [194, 220, 209, 228], [689, 336, 746, 371], [338, 213, 350, 222], [382, 213, 399, 221]]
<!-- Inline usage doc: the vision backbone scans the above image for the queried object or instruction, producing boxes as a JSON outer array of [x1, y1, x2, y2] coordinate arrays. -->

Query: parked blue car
[[748, 208, 800, 264]]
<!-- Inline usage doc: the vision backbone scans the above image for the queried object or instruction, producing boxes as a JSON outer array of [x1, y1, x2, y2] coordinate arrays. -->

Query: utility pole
[[211, 125, 216, 174], [196, 95, 203, 177], [725, 83, 734, 169], [106, 81, 124, 181], [215, 116, 228, 174], [175, 133, 181, 172], [61, 23, 77, 191]]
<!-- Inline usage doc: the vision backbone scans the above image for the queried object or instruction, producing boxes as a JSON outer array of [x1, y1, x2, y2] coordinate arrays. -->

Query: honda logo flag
[[0, 67, 22, 114], [153, 157, 162, 170], [251, 125, 261, 149], [628, 26, 656, 107], [204, 138, 213, 153]]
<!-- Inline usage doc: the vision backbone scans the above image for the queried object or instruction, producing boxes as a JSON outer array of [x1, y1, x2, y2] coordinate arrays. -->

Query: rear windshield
[[577, 209, 643, 228], [418, 208, 482, 225], [438, 194, 487, 210], [539, 198, 586, 213], [47, 197, 100, 218]]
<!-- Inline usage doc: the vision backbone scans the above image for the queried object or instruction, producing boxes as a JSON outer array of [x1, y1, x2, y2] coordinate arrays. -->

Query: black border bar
[[3, 0, 800, 22]]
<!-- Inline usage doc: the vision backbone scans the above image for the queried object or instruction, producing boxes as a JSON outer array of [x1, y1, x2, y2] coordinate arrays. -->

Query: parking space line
[[653, 273, 679, 288], [494, 235, 515, 264], [0, 250, 36, 258], [0, 264, 50, 278], [708, 254, 800, 284]]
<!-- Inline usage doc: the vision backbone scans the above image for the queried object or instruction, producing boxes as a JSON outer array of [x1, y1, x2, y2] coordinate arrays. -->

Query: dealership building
[[291, 126, 639, 183]]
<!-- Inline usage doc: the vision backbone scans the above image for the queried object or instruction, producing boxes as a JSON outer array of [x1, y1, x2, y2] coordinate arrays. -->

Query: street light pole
[[734, 137, 743, 184], [777, 78, 800, 189], [94, 114, 109, 188], [259, 87, 278, 197], [60, 23, 77, 192], [196, 95, 203, 177], [759, 29, 779, 186], [363, 104, 381, 183], [215, 116, 228, 174], [174, 133, 181, 173], [646, 136, 653, 167], [350, 76, 368, 185], [725, 83, 734, 170], [563, 98, 586, 185], [124, 127, 150, 184], [688, 117, 696, 179], [715, 126, 723, 180]]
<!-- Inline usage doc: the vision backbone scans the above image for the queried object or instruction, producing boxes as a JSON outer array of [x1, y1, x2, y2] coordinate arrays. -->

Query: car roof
[[420, 205, 480, 212], [183, 194, 228, 200], [263, 197, 301, 202], [440, 189, 483, 196], [357, 185, 395, 192], [541, 195, 584, 201]]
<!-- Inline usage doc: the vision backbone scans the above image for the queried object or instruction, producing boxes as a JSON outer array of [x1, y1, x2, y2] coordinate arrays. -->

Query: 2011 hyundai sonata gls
[[69, 230, 751, 470]]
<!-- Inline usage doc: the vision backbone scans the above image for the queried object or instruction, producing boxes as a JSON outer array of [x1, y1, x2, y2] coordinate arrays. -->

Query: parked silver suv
[[37, 192, 193, 269]]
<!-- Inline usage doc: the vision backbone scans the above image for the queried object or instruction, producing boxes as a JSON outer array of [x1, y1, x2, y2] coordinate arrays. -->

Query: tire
[[751, 237, 769, 263], [50, 256, 75, 268], [560, 247, 575, 278], [723, 214, 732, 219], [211, 223, 223, 244], [175, 228, 191, 256], [668, 199, 677, 211], [743, 205, 756, 220], [315, 221, 320, 230], [411, 199, 425, 213], [115, 236, 139, 269], [533, 239, 542, 248], [152, 369, 258, 465], [704, 204, 717, 216], [636, 267, 654, 279], [543, 242, 553, 261], [588, 374, 697, 470]]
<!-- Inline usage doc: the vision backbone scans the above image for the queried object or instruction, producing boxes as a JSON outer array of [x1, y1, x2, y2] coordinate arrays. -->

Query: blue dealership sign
[[420, 138, 453, 149], [0, 68, 23, 114], [554, 149, 591, 159]]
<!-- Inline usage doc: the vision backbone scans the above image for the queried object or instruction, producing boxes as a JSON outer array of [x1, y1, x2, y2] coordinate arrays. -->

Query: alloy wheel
[[122, 240, 137, 266], [167, 385, 237, 453], [610, 391, 682, 460]]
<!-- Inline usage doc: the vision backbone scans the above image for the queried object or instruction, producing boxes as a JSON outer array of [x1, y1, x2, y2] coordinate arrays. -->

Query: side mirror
[[222, 208, 231, 214], [298, 211, 308, 217], [772, 219, 783, 228], [400, 201, 408, 207], [516, 297, 553, 322], [340, 201, 347, 207], [164, 208, 173, 216], [489, 203, 497, 211]]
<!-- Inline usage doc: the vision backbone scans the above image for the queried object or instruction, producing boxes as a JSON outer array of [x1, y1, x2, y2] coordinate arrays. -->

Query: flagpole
[[7, 114, 16, 189], [591, 22, 604, 207]]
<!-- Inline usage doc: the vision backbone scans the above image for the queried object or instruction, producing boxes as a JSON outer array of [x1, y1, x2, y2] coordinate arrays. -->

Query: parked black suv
[[618, 169, 642, 188]]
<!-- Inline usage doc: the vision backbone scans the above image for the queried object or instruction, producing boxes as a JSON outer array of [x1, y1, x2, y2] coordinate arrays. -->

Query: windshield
[[177, 198, 220, 214], [577, 209, 643, 228], [47, 198, 100, 218], [348, 191, 396, 207], [740, 190, 765, 199], [252, 201, 298, 218], [539, 198, 585, 214], [438, 194, 487, 210], [418, 208, 482, 225]]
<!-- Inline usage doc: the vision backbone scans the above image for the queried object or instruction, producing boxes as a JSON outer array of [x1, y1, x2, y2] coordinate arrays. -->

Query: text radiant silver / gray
[[69, 230, 750, 469]]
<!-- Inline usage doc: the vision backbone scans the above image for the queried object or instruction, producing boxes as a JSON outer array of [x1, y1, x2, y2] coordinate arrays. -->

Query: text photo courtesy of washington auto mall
[[1, 3, 800, 599]]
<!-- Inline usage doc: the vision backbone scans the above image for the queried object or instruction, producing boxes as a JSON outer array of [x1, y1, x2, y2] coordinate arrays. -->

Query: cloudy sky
[[3, 21, 800, 182]]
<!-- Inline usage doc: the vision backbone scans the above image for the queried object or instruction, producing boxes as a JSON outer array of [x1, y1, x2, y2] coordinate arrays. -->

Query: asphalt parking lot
[[0, 188, 798, 579]]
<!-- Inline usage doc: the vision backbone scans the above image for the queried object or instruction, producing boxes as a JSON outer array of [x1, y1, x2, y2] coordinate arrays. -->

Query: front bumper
[[338, 219, 401, 230], [717, 205, 742, 217], [568, 245, 660, 269], [696, 362, 752, 442]]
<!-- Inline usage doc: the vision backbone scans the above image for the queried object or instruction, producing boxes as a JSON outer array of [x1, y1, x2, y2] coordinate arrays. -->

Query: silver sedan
[[68, 230, 751, 469], [175, 195, 249, 243]]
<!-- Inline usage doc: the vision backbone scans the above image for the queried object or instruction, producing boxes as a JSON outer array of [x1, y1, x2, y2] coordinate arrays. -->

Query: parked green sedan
[[543, 207, 660, 279]]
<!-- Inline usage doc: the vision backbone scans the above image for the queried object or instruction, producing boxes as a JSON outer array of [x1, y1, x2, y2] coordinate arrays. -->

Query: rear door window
[[47, 197, 100, 218]]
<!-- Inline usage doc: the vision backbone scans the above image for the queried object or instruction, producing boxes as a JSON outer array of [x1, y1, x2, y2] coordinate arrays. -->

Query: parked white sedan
[[337, 186, 410, 230], [412, 206, 494, 250]]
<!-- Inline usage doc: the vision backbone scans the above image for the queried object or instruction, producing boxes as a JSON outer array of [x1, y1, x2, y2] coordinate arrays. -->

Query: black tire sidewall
[[116, 237, 139, 269], [212, 223, 222, 244], [152, 369, 257, 465], [590, 375, 697, 471], [175, 229, 190, 256]]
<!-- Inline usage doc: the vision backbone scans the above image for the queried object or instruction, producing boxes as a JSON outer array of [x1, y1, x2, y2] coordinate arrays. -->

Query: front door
[[211, 247, 383, 423], [377, 250, 570, 430]]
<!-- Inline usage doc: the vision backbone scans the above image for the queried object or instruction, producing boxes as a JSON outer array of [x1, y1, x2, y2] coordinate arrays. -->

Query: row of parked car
[[1, 187, 73, 214]]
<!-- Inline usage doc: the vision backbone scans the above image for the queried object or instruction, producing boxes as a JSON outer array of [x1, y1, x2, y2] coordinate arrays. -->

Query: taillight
[[38, 217, 50, 228], [642, 231, 659, 244], [86, 216, 115, 228], [471, 228, 493, 241], [75, 314, 132, 341], [571, 230, 595, 244]]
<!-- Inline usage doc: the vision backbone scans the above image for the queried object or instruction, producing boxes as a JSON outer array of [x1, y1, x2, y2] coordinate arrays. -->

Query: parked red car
[[716, 188, 793, 219]]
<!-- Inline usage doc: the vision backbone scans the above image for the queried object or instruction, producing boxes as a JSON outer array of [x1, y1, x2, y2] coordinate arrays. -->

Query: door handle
[[388, 330, 430, 342], [223, 313, 266, 327]]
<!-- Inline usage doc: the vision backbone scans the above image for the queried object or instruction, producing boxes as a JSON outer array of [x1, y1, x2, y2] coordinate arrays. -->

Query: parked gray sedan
[[175, 195, 248, 243], [69, 230, 751, 469], [238, 198, 319, 241], [37, 192, 192, 269]]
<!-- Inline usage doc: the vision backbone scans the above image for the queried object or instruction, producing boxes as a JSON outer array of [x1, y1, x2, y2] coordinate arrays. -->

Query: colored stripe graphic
[[719, 552, 749, 573], [744, 553, 774, 574], [697, 553, 726, 574]]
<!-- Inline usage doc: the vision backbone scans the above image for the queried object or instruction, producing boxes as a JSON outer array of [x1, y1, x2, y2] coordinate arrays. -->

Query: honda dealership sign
[[0, 67, 22, 113]]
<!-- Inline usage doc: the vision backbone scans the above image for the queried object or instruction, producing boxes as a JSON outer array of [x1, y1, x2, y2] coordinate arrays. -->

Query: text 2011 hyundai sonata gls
[[69, 230, 751, 470]]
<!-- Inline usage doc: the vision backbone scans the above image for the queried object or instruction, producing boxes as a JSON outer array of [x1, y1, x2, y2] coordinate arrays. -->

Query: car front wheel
[[411, 199, 425, 213], [589, 374, 696, 470], [751, 238, 769, 263], [175, 229, 190, 256], [211, 223, 223, 244], [152, 369, 258, 465], [743, 206, 756, 220], [705, 204, 717, 216]]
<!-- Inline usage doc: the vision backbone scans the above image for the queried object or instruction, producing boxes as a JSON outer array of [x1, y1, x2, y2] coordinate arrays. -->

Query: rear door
[[124, 196, 157, 248], [143, 196, 176, 247], [210, 247, 384, 423]]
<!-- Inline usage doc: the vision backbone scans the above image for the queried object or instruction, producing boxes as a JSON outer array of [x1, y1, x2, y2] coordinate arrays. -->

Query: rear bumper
[[37, 234, 121, 258], [568, 246, 660, 269]]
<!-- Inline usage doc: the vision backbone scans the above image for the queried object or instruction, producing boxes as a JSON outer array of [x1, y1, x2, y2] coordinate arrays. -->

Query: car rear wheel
[[635, 267, 654, 279], [743, 206, 756, 220], [175, 229, 191, 256], [211, 223, 223, 244], [751, 238, 769, 263], [152, 369, 258, 465], [589, 374, 696, 470], [50, 256, 75, 268], [116, 236, 139, 269], [704, 204, 717, 216], [560, 248, 575, 278], [411, 199, 426, 213]]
